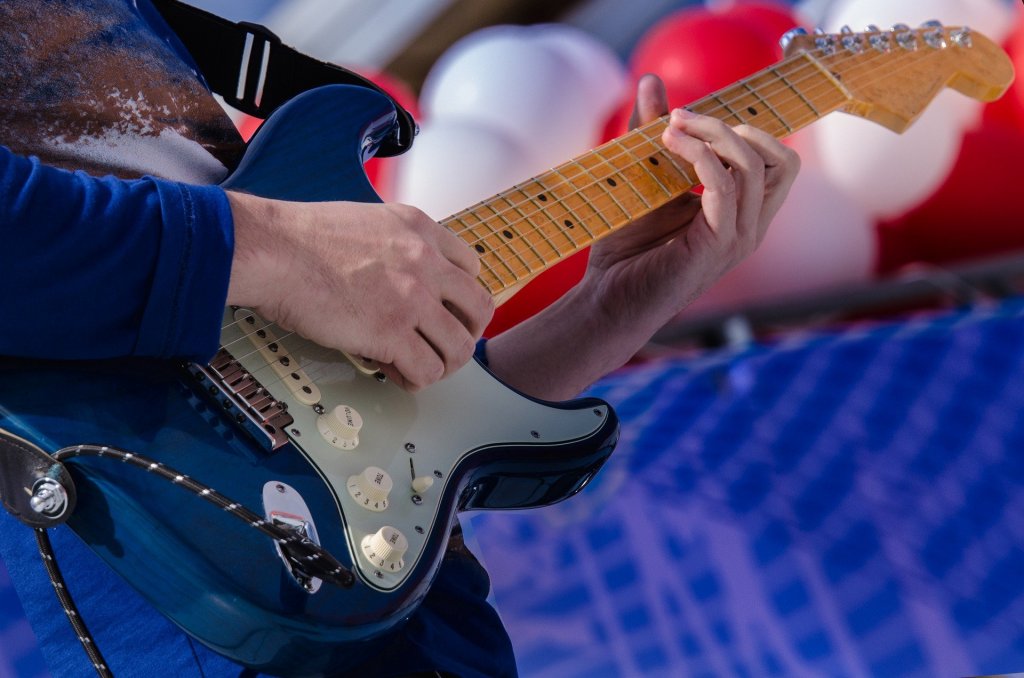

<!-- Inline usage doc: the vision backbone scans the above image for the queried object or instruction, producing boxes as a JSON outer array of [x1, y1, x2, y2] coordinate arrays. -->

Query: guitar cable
[[34, 443, 357, 677]]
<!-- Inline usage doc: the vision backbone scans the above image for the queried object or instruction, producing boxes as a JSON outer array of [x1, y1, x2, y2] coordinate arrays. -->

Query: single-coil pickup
[[233, 309, 322, 406]]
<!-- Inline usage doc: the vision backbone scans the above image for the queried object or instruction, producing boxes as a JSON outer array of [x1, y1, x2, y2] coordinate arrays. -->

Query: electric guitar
[[0, 24, 1013, 677]]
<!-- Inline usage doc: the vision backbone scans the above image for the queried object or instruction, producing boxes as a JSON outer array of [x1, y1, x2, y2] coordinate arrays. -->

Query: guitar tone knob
[[347, 466, 392, 512], [317, 404, 363, 450], [361, 526, 408, 572]]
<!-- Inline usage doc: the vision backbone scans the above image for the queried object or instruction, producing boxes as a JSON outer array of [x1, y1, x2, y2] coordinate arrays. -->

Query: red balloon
[[630, 8, 782, 110], [714, 1, 802, 56], [876, 122, 1024, 273]]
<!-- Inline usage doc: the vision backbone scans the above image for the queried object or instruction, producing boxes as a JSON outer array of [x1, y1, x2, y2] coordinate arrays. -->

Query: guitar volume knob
[[361, 526, 408, 572], [347, 466, 392, 512], [317, 404, 363, 450]]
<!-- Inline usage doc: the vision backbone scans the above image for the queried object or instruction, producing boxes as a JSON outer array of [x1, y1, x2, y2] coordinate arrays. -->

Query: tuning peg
[[950, 26, 973, 48], [867, 24, 881, 33], [892, 23, 917, 51], [779, 26, 807, 50], [839, 25, 864, 53], [919, 20, 947, 49]]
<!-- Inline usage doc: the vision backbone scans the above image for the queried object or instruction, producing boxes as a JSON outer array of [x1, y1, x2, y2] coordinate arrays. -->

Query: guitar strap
[[0, 429, 76, 530], [148, 0, 418, 157]]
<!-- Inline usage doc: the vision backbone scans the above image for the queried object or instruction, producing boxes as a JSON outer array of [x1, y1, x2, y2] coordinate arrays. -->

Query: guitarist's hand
[[485, 75, 800, 401], [584, 74, 800, 339], [225, 194, 494, 391]]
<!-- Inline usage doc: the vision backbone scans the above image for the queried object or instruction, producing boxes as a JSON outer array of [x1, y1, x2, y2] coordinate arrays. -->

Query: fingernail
[[673, 108, 698, 121]]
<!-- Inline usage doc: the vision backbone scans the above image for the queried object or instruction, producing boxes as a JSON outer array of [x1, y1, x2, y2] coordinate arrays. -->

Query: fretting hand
[[485, 74, 801, 401], [584, 74, 801, 340]]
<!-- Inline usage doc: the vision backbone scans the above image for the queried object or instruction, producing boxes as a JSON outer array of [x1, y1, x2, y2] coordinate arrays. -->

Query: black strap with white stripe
[[149, 0, 417, 157]]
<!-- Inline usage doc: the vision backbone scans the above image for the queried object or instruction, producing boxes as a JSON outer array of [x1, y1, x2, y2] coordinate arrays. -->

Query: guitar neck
[[441, 51, 848, 302]]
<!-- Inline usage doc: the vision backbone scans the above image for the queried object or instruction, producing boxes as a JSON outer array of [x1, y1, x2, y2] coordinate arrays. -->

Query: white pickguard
[[221, 309, 611, 590]]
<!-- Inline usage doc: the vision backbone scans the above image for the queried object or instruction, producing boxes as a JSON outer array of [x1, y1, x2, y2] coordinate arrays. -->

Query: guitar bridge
[[186, 349, 294, 452]]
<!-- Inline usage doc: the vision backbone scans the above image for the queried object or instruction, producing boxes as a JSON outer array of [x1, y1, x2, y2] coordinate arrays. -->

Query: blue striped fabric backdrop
[[472, 297, 1024, 677]]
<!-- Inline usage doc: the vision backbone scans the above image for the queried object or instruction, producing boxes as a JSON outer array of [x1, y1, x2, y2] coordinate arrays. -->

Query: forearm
[[484, 280, 658, 401]]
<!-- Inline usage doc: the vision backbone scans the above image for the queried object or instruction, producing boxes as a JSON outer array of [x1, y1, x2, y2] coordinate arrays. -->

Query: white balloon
[[812, 88, 965, 218], [531, 23, 629, 123], [824, 0, 1016, 45], [393, 116, 544, 221], [420, 26, 608, 168], [686, 170, 876, 312]]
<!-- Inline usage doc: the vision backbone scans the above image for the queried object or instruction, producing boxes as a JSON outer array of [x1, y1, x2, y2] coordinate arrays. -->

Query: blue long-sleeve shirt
[[0, 146, 233, 361], [0, 2, 516, 677]]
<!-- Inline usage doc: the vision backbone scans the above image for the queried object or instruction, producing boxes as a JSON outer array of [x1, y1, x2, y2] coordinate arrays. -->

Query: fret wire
[[570, 157, 631, 224], [544, 168, 604, 240], [460, 211, 522, 283], [613, 135, 673, 199], [510, 184, 576, 256], [631, 124, 697, 187], [528, 176, 582, 250], [709, 94, 745, 126], [454, 47, 879, 273], [741, 80, 793, 134], [480, 202, 542, 275], [449, 214, 505, 284], [772, 59, 821, 117], [496, 190, 561, 263], [528, 173, 585, 249], [454, 212, 513, 285], [605, 139, 661, 209]]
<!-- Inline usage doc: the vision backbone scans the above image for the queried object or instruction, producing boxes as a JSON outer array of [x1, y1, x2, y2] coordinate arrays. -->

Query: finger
[[665, 110, 766, 238], [435, 224, 483, 278], [388, 330, 446, 392], [629, 74, 669, 129], [441, 267, 495, 339], [417, 303, 478, 378], [733, 126, 801, 240]]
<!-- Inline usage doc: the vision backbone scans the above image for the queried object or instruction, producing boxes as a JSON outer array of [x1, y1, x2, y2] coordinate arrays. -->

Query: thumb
[[628, 74, 670, 129]]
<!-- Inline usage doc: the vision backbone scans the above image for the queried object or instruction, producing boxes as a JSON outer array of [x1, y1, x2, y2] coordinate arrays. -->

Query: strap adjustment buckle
[[227, 21, 283, 116]]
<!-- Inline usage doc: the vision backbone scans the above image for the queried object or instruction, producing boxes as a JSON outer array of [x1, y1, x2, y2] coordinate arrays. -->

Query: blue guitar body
[[0, 86, 618, 676]]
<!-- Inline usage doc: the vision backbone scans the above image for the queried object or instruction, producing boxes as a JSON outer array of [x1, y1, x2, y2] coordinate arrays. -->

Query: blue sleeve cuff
[[135, 180, 234, 361]]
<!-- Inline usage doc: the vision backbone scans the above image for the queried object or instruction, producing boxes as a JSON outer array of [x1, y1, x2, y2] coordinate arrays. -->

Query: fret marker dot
[[649, 157, 660, 166], [564, 220, 575, 229], [538, 194, 548, 202], [502, 230, 514, 239], [606, 178, 617, 187], [747, 106, 758, 116], [474, 244, 486, 253]]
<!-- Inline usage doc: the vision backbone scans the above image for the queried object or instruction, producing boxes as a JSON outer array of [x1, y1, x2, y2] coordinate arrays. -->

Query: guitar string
[[216, 33, 954, 392], [444, 33, 938, 245], [219, 35, 910, 344], [218, 30, 946, 334], [216, 32, 962, 390]]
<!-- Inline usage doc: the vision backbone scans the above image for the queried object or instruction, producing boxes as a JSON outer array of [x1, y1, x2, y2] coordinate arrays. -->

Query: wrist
[[225, 191, 289, 310]]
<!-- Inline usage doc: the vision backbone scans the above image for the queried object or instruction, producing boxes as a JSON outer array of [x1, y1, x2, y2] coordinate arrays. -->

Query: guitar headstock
[[780, 22, 1015, 132]]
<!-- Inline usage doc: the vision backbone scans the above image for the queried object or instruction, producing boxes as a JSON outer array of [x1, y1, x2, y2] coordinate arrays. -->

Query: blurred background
[[4, 0, 1024, 676]]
